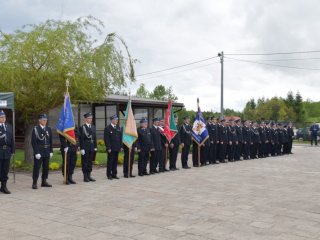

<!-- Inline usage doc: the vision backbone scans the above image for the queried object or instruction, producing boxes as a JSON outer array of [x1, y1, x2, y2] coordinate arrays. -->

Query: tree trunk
[[24, 123, 34, 164]]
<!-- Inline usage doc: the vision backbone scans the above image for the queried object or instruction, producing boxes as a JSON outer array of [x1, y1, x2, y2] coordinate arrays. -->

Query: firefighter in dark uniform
[[258, 121, 267, 158], [270, 122, 279, 156], [250, 122, 260, 159], [31, 114, 53, 189], [104, 114, 122, 180], [150, 117, 162, 174], [211, 117, 220, 163], [277, 123, 284, 155], [79, 112, 97, 182], [265, 122, 272, 157], [218, 119, 228, 163], [169, 115, 180, 170], [227, 119, 237, 162], [137, 118, 152, 176], [242, 120, 251, 160], [59, 126, 79, 184], [123, 142, 136, 178], [287, 121, 294, 153], [235, 119, 243, 161], [0, 110, 14, 194], [205, 117, 213, 164], [282, 125, 289, 154], [179, 116, 192, 169]]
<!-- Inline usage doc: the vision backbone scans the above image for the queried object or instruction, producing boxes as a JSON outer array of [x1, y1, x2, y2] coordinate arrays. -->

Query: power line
[[225, 56, 320, 71], [136, 56, 219, 77], [225, 50, 320, 56], [136, 61, 222, 81], [245, 57, 320, 62]]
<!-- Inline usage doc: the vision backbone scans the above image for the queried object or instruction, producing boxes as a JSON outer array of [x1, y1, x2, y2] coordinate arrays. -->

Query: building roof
[[94, 94, 184, 108]]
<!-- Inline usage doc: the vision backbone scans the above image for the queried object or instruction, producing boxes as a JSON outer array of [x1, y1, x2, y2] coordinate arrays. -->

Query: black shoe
[[164, 169, 170, 172], [0, 182, 11, 194], [32, 183, 38, 190], [84, 174, 90, 182], [143, 172, 150, 176], [113, 176, 120, 179], [154, 170, 159, 173], [150, 171, 155, 175], [139, 173, 144, 176], [182, 166, 190, 169], [107, 176, 113, 180], [130, 175, 136, 178], [174, 167, 179, 170], [41, 180, 52, 187], [88, 174, 96, 182], [159, 169, 164, 173], [68, 177, 76, 184], [124, 175, 129, 178]]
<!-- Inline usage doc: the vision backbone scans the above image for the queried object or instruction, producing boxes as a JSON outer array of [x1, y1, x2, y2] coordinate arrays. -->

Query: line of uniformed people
[[0, 109, 295, 194], [200, 117, 294, 166]]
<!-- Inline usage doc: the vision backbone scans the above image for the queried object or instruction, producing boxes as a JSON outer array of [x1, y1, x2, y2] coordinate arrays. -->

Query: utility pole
[[218, 51, 224, 118]]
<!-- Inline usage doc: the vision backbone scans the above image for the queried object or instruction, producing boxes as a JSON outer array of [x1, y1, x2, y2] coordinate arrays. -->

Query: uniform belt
[[39, 144, 50, 148], [0, 145, 8, 149], [85, 140, 94, 143]]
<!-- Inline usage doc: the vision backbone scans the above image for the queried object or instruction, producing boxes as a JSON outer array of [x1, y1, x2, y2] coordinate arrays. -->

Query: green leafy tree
[[0, 16, 136, 163], [135, 83, 149, 98], [149, 85, 178, 101]]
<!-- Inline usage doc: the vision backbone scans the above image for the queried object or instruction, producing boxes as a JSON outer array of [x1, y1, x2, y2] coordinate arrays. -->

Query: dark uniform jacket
[[227, 126, 238, 143], [250, 127, 261, 143], [235, 125, 243, 143], [243, 126, 251, 143], [258, 127, 267, 143], [150, 126, 162, 150], [271, 128, 278, 144], [170, 130, 181, 146], [219, 125, 228, 143], [137, 127, 153, 151], [79, 124, 97, 151], [179, 124, 192, 145], [0, 123, 14, 159], [104, 124, 122, 152], [287, 127, 294, 140], [266, 127, 272, 143], [32, 125, 53, 157]]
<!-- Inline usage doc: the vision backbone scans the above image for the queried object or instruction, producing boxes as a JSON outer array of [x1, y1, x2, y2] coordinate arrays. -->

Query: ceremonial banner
[[57, 94, 76, 145], [163, 100, 178, 142], [122, 98, 138, 148], [191, 98, 209, 145]]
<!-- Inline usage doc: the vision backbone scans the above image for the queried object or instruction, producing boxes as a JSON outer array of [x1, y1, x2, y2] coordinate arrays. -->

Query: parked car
[[295, 127, 320, 141]]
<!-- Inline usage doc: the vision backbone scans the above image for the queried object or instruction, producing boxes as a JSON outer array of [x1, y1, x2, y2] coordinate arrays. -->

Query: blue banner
[[191, 109, 209, 145]]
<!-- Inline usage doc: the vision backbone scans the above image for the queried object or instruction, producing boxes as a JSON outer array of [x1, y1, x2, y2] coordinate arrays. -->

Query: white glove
[[50, 153, 53, 158], [64, 147, 69, 152], [94, 148, 97, 151], [80, 149, 85, 155], [35, 154, 41, 160]]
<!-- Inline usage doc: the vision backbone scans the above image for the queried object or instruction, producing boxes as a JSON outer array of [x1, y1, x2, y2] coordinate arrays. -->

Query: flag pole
[[197, 98, 201, 167], [165, 145, 168, 169], [128, 148, 131, 177], [63, 80, 69, 184]]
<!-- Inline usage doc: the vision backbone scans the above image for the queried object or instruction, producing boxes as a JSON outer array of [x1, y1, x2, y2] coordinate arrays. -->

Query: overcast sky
[[1, 0, 320, 111]]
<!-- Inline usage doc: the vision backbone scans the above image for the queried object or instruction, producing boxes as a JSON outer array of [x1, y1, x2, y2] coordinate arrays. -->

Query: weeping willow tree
[[0, 16, 136, 163]]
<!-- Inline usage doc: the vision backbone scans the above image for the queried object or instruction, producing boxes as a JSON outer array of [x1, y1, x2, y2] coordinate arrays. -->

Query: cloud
[[1, 0, 320, 111]]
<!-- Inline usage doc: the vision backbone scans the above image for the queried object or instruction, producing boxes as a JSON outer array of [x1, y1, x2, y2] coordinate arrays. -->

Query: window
[[130, 108, 147, 125]]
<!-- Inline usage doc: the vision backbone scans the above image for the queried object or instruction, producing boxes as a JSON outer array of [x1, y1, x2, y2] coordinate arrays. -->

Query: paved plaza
[[0, 145, 320, 240]]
